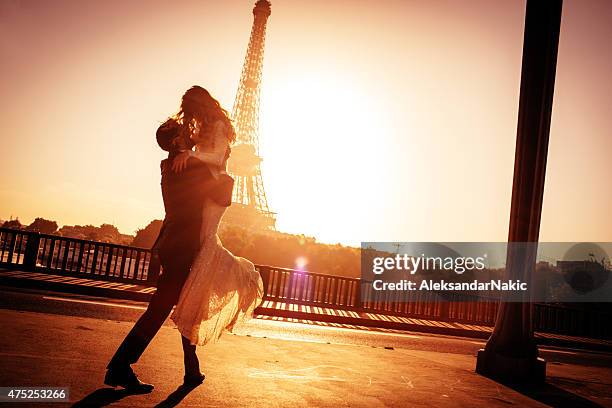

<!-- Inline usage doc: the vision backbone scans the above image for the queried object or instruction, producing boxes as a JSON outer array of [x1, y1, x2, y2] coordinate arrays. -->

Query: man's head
[[156, 118, 193, 153]]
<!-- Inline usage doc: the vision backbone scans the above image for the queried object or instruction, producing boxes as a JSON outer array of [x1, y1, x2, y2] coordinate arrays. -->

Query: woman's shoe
[[183, 372, 205, 387]]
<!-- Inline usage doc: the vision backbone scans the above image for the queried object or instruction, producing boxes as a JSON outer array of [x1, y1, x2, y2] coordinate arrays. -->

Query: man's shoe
[[183, 372, 205, 387], [104, 366, 154, 393]]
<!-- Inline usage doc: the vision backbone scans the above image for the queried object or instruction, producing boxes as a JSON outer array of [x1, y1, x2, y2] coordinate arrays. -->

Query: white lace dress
[[171, 120, 264, 346]]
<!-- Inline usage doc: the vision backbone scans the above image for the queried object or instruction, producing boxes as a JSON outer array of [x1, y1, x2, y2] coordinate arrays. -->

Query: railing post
[[259, 266, 270, 299], [6, 231, 16, 266], [439, 298, 450, 321], [23, 232, 40, 272], [582, 308, 590, 338], [353, 280, 362, 309]]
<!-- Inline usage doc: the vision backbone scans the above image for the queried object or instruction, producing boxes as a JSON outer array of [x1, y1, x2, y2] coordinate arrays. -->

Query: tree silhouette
[[26, 218, 58, 234], [129, 220, 360, 277], [132, 220, 163, 248], [58, 224, 133, 245], [1, 219, 22, 229], [217, 223, 360, 277]]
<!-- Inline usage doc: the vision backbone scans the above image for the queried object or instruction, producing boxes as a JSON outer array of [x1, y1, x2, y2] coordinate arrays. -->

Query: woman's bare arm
[[171, 121, 228, 172], [191, 121, 228, 167]]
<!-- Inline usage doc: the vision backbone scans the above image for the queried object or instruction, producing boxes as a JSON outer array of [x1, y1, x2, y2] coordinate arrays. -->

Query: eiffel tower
[[224, 0, 276, 230]]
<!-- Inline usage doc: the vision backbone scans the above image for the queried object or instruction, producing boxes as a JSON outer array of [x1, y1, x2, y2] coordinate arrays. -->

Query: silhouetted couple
[[104, 86, 264, 392]]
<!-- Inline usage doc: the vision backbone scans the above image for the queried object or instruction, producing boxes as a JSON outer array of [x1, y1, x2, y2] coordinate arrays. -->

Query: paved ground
[[0, 288, 611, 407], [1, 287, 612, 365], [3, 269, 611, 352]]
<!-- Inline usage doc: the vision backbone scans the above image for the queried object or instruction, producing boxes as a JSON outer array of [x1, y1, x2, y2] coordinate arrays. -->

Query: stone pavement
[[0, 309, 610, 407]]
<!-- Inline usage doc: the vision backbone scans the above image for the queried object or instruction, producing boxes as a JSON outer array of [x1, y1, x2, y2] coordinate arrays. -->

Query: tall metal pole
[[476, 0, 563, 383]]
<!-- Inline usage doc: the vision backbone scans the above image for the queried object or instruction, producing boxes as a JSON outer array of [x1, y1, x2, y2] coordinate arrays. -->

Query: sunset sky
[[1, 0, 611, 245]]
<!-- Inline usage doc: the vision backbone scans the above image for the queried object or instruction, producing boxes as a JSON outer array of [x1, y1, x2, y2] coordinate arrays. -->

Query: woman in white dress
[[168, 86, 264, 379]]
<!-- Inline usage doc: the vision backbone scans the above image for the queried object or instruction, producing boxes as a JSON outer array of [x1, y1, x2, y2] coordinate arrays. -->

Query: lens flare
[[295, 256, 308, 270]]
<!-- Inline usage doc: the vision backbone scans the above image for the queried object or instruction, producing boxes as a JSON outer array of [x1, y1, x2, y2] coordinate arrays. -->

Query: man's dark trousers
[[107, 159, 212, 368]]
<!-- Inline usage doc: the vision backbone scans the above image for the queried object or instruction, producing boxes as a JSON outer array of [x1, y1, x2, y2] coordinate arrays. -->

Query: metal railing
[[0, 228, 157, 284], [0, 227, 609, 338]]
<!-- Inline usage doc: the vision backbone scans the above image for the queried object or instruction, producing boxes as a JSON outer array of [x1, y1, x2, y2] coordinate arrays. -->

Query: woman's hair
[[171, 85, 236, 144]]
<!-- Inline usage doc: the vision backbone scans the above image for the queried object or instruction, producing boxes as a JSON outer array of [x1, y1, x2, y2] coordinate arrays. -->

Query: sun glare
[[259, 69, 393, 243]]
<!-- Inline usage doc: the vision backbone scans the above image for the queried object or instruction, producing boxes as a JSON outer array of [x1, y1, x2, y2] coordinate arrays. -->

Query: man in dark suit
[[104, 119, 211, 392]]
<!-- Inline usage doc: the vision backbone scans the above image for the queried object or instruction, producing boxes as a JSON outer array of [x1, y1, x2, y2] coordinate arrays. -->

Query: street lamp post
[[475, 0, 563, 383]]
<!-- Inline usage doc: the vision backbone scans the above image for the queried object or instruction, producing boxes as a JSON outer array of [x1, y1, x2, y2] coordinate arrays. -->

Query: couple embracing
[[104, 86, 264, 392]]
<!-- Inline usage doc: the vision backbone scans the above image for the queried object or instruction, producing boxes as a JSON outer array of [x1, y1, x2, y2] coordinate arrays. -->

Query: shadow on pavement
[[511, 382, 604, 408], [72, 387, 140, 407], [154, 383, 201, 408]]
